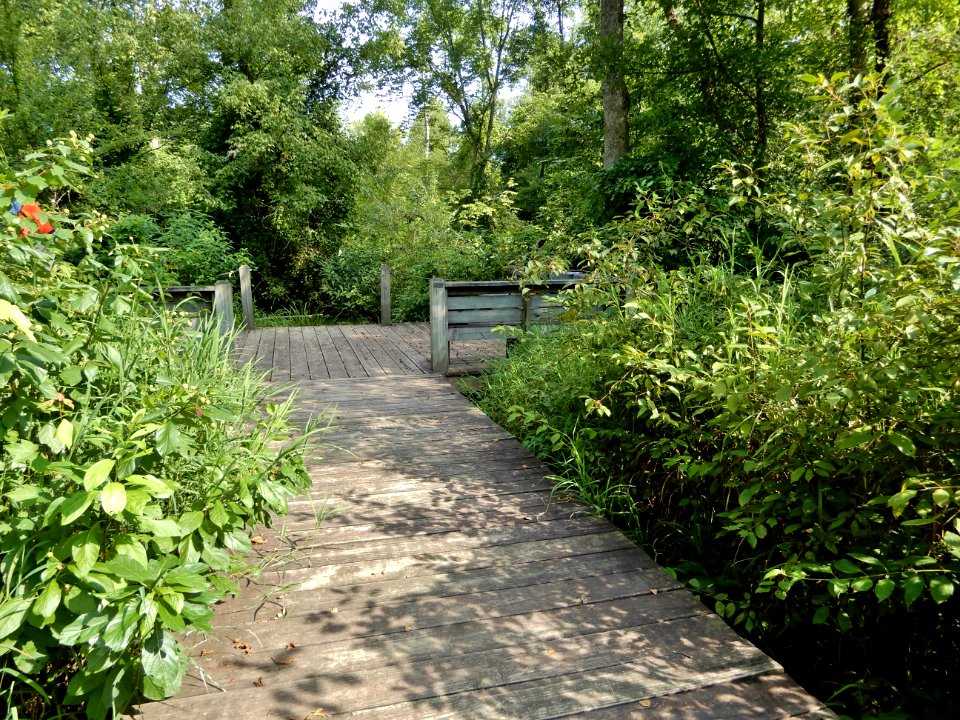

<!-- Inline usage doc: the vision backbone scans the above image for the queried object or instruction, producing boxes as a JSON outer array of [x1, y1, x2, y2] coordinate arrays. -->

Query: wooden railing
[[429, 277, 578, 374], [156, 264, 256, 334]]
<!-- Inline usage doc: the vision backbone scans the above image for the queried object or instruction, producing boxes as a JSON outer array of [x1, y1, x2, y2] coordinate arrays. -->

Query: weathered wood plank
[[352, 326, 407, 375], [289, 327, 310, 381], [211, 548, 671, 622], [313, 326, 349, 379], [270, 328, 292, 382], [139, 613, 777, 719], [448, 307, 523, 325], [138, 351, 830, 720], [567, 673, 832, 719], [377, 325, 432, 373], [300, 325, 329, 381], [448, 294, 523, 311], [324, 325, 367, 378], [255, 327, 276, 377], [246, 531, 636, 591]]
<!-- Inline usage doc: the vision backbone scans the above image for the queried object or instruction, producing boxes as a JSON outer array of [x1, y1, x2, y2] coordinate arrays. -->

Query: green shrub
[[477, 74, 960, 716], [0, 137, 312, 718]]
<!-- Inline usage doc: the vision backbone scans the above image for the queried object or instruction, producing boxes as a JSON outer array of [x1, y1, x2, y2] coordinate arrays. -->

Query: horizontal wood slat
[[132, 374, 832, 720]]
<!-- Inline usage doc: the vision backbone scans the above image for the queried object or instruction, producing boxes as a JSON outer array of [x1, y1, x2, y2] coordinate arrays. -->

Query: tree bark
[[600, 0, 630, 168], [872, 0, 892, 74], [754, 0, 767, 170], [847, 0, 871, 76]]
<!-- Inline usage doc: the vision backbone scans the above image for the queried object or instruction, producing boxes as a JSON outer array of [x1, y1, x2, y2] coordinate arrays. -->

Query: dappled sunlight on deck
[[133, 326, 833, 719]]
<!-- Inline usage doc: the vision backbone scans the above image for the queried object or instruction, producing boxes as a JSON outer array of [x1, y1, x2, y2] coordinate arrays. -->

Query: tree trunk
[[872, 0, 892, 74], [600, 0, 630, 168], [754, 0, 767, 170], [847, 0, 871, 76]]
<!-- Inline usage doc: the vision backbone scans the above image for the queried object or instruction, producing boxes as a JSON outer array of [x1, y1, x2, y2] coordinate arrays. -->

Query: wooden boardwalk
[[134, 326, 832, 719], [233, 323, 505, 379]]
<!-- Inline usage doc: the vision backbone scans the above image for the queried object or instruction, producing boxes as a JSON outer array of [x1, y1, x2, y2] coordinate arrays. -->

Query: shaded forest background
[[3, 0, 953, 321], [2, 1, 960, 718]]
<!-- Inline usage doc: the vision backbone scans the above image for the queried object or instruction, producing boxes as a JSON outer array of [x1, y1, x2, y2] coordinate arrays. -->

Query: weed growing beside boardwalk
[[0, 138, 312, 718], [475, 76, 960, 717]]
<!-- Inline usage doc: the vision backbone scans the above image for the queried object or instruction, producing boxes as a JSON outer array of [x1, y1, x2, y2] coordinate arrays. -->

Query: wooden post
[[429, 278, 449, 375], [213, 280, 234, 335], [380, 263, 392, 326], [238, 264, 255, 330]]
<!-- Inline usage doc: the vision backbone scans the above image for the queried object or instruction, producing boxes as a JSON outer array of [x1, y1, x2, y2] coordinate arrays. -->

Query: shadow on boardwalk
[[133, 330, 833, 719]]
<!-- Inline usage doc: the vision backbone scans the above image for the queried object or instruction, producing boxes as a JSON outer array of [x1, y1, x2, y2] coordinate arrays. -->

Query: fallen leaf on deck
[[232, 639, 253, 654], [272, 657, 297, 666], [251, 535, 268, 544], [303, 710, 330, 719], [254, 677, 264, 687], [639, 699, 654, 708], [650, 588, 658, 595], [287, 642, 298, 649]]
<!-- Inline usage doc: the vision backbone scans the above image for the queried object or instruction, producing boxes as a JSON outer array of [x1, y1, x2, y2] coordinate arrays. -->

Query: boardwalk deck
[[234, 324, 505, 378], [134, 327, 832, 719]]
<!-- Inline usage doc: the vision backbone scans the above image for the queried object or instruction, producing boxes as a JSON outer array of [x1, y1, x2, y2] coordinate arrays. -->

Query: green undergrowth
[[472, 75, 960, 718], [0, 136, 314, 718]]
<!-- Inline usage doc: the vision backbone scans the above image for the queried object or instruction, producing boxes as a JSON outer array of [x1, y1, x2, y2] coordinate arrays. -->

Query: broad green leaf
[[0, 597, 32, 640], [38, 423, 65, 453], [874, 578, 895, 602], [833, 558, 860, 575], [55, 419, 74, 449], [903, 574, 925, 606], [100, 483, 127, 515], [114, 535, 149, 569], [888, 490, 916, 516], [139, 517, 182, 537], [931, 488, 952, 507], [6, 486, 41, 504], [850, 577, 874, 592], [141, 630, 186, 700], [929, 577, 954, 604], [834, 431, 873, 451], [943, 531, 960, 558], [83, 459, 115, 491], [209, 501, 229, 529], [61, 491, 95, 526], [738, 485, 759, 507], [0, 298, 36, 340], [155, 422, 181, 457], [162, 567, 209, 594], [887, 431, 916, 457], [70, 528, 100, 576], [32, 579, 62, 622], [178, 511, 204, 535], [126, 474, 176, 498], [6, 440, 39, 465], [102, 556, 154, 585], [101, 606, 138, 652], [812, 606, 829, 625]]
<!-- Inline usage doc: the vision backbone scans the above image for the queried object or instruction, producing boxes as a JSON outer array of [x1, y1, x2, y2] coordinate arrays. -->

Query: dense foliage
[[0, 138, 312, 718], [3, 1, 960, 716], [476, 75, 960, 717]]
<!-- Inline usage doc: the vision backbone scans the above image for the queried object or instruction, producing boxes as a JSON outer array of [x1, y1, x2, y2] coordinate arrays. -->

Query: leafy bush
[[0, 137, 311, 718], [477, 74, 960, 716], [107, 213, 253, 288]]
